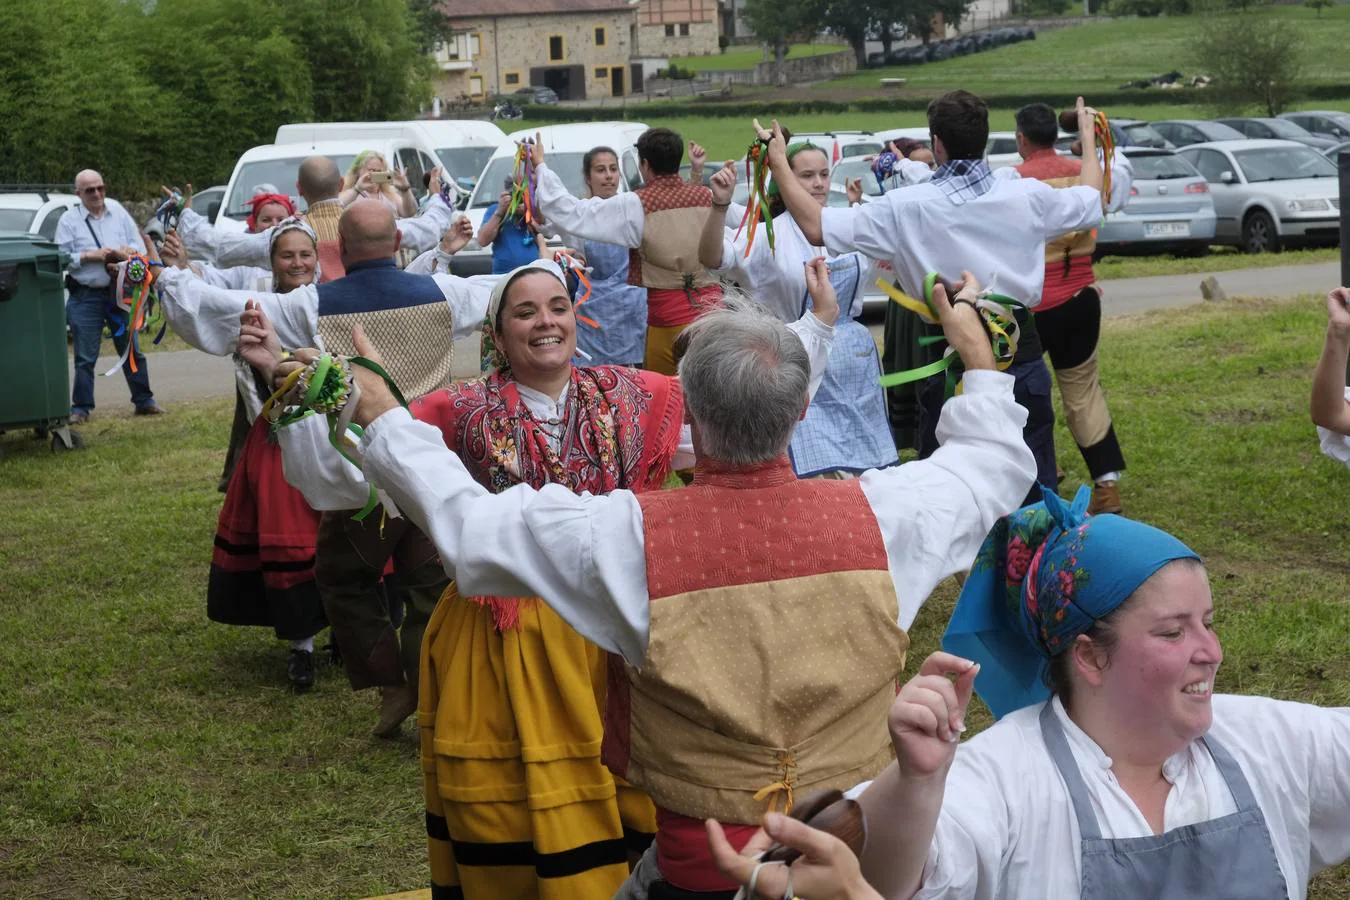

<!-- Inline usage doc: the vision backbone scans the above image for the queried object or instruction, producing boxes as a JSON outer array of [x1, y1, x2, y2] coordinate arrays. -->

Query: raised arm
[[155, 264, 317, 354], [763, 119, 825, 246], [1312, 288, 1350, 435], [532, 142, 644, 247], [394, 189, 457, 256], [699, 165, 737, 270], [430, 268, 501, 342], [1074, 97, 1103, 194]]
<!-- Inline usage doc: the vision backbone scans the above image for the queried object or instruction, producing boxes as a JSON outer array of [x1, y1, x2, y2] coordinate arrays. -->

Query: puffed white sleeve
[[277, 414, 379, 512], [1027, 179, 1102, 236], [432, 272, 500, 341], [1317, 389, 1350, 468], [211, 225, 273, 269], [859, 370, 1035, 629], [155, 266, 318, 356], [819, 195, 902, 264], [175, 208, 226, 264], [534, 163, 644, 248], [395, 196, 456, 255], [1291, 701, 1350, 871], [786, 309, 836, 402], [1105, 151, 1134, 215]]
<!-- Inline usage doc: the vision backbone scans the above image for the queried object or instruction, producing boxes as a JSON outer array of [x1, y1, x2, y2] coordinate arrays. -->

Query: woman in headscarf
[[153, 219, 328, 689], [699, 129, 896, 478], [249, 257, 840, 899], [340, 150, 417, 217], [707, 488, 1350, 900]]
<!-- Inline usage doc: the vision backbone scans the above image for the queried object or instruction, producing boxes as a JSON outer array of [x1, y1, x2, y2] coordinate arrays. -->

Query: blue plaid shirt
[[928, 159, 997, 206]]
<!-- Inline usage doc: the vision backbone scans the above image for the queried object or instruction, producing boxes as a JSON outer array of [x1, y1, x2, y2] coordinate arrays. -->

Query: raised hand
[[888, 651, 980, 780], [846, 177, 863, 206], [708, 164, 737, 206], [427, 166, 444, 200], [237, 300, 284, 381], [689, 140, 708, 173], [355, 170, 377, 197], [804, 256, 840, 326], [530, 132, 545, 168], [440, 216, 475, 255], [707, 814, 882, 900], [931, 271, 995, 371], [1329, 287, 1350, 335], [160, 232, 189, 268]]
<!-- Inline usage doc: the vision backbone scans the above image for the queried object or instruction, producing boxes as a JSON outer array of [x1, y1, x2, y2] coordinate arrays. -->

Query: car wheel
[[1240, 210, 1280, 254]]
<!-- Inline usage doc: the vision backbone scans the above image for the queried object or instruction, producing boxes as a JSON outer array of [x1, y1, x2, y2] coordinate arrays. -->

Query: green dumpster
[[0, 232, 81, 450]]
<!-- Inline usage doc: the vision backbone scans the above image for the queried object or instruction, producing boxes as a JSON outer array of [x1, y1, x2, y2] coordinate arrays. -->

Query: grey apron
[[1038, 704, 1289, 900]]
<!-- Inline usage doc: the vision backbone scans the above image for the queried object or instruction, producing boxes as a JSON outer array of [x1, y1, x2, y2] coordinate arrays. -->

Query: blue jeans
[[66, 283, 154, 414]]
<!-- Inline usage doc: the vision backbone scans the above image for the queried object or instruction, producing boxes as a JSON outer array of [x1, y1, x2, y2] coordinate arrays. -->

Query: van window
[[398, 148, 426, 197], [438, 146, 495, 187], [472, 153, 590, 208], [621, 152, 641, 190], [38, 207, 68, 240], [223, 155, 356, 221]]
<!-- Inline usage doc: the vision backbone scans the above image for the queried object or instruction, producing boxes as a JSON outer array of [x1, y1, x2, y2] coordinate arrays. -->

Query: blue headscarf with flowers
[[943, 486, 1200, 720]]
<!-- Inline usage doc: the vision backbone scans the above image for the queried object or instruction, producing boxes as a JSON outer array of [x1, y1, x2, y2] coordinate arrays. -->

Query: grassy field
[[3, 295, 1350, 897], [834, 5, 1350, 98], [672, 43, 846, 72], [1094, 246, 1341, 281]]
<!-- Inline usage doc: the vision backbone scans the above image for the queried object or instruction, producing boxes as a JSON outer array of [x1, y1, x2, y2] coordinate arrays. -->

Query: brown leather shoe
[[372, 683, 417, 738], [1089, 481, 1123, 516], [135, 404, 167, 416]]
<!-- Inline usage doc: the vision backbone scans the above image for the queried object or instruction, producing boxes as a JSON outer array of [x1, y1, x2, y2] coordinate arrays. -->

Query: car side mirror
[[1219, 171, 1235, 185], [206, 200, 221, 221]]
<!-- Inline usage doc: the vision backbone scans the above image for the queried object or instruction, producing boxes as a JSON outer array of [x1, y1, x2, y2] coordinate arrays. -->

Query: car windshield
[[223, 156, 355, 221], [0, 209, 37, 232], [831, 159, 885, 197], [1131, 153, 1198, 180], [472, 153, 589, 209], [1122, 123, 1170, 148], [1264, 120, 1308, 138], [1234, 147, 1337, 181], [437, 147, 495, 186], [840, 142, 882, 158]]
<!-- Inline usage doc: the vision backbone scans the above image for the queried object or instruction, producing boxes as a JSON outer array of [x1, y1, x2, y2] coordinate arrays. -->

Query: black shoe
[[288, 649, 316, 691]]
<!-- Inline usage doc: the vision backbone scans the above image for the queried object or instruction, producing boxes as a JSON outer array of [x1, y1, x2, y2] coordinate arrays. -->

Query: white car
[[453, 121, 650, 276], [0, 189, 81, 241], [1176, 139, 1341, 253], [985, 131, 1073, 170], [790, 131, 885, 162]]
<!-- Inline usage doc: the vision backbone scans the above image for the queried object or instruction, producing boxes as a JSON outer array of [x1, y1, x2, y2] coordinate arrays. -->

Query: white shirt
[[1319, 388, 1350, 467], [881, 695, 1350, 900], [534, 163, 645, 248], [54, 199, 146, 288], [819, 176, 1101, 306], [303, 367, 1034, 666], [201, 195, 457, 270], [155, 262, 495, 357]]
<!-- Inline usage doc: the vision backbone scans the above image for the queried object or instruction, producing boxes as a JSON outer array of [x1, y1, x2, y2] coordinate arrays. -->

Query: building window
[[469, 32, 481, 57], [595, 26, 606, 46], [504, 71, 521, 86], [548, 35, 565, 61], [679, 23, 690, 36], [469, 75, 484, 96], [595, 66, 609, 78], [664, 23, 674, 36]]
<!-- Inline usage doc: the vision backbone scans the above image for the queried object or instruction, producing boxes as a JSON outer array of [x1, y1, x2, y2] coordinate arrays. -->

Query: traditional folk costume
[[535, 163, 721, 375], [903, 490, 1350, 898], [335, 352, 1033, 895], [816, 158, 1102, 504], [1016, 148, 1133, 500], [713, 164, 896, 477], [571, 238, 648, 367], [158, 220, 327, 655]]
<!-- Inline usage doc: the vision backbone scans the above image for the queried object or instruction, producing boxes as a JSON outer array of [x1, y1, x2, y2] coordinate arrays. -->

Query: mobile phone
[[370, 171, 393, 185], [503, 177, 515, 192]]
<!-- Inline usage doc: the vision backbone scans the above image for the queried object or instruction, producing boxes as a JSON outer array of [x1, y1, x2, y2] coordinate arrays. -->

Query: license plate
[[1144, 221, 1189, 238]]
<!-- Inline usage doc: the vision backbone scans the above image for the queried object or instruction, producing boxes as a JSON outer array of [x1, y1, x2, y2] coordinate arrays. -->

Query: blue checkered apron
[[574, 239, 648, 366]]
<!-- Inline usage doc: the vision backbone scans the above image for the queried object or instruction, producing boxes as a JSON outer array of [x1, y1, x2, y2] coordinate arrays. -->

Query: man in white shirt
[[300, 269, 1036, 896], [55, 169, 163, 424], [773, 91, 1104, 505]]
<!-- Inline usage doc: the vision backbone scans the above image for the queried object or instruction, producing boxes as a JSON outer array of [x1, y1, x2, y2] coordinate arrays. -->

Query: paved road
[[83, 261, 1341, 411]]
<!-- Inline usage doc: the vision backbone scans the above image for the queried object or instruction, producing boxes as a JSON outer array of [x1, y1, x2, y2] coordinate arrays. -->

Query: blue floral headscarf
[[943, 486, 1200, 720]]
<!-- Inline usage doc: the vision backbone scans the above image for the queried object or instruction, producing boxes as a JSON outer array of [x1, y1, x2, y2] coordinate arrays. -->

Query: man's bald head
[[74, 169, 106, 214], [297, 156, 341, 202], [337, 199, 401, 267]]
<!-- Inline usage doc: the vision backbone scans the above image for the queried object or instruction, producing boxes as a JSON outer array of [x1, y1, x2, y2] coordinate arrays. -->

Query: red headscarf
[[245, 193, 296, 233]]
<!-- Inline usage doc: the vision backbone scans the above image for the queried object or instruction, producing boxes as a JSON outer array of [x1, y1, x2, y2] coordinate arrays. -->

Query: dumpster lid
[[0, 231, 67, 266]]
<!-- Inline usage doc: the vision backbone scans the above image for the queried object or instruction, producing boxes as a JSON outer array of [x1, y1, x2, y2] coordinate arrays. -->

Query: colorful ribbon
[[734, 140, 775, 257], [155, 190, 187, 234], [101, 253, 162, 377], [877, 273, 1023, 398], [1095, 111, 1116, 213], [262, 353, 407, 521], [553, 250, 598, 328], [505, 139, 540, 239]]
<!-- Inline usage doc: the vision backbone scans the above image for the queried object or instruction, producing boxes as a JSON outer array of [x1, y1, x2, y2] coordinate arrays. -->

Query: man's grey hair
[[677, 289, 810, 465]]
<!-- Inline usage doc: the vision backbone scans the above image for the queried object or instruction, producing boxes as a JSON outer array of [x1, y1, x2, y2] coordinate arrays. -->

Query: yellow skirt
[[643, 324, 691, 376], [419, 586, 656, 900]]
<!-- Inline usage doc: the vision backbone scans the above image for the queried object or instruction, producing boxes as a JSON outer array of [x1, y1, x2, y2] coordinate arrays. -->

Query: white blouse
[[1318, 388, 1350, 468]]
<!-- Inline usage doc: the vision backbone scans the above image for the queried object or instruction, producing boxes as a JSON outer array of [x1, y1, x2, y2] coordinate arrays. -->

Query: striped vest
[[303, 200, 345, 283]]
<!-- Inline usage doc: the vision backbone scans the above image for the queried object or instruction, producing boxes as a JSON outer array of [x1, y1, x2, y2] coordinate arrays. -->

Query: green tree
[[1195, 13, 1302, 116], [741, 0, 824, 83], [1305, 0, 1332, 16], [824, 0, 879, 67]]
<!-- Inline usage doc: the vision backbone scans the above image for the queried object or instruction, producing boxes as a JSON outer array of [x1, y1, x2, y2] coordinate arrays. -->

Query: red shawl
[[410, 364, 684, 628]]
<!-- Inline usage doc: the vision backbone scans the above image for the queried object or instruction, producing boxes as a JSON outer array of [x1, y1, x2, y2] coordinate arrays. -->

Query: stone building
[[432, 0, 639, 101], [633, 0, 719, 58]]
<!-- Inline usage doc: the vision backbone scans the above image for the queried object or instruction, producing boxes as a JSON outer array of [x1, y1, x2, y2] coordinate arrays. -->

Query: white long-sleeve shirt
[[1319, 388, 1350, 468], [882, 695, 1350, 900], [327, 368, 1033, 666], [279, 311, 836, 516], [819, 175, 1101, 306], [534, 163, 645, 248], [200, 195, 458, 270]]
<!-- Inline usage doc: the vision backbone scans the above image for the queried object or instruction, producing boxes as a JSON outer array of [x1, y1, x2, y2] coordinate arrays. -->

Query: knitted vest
[[1015, 152, 1096, 310], [607, 457, 907, 825], [303, 201, 345, 283], [630, 175, 720, 328], [316, 259, 454, 400]]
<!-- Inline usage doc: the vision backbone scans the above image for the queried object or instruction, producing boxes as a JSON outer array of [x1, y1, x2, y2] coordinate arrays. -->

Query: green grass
[[1095, 246, 1341, 281], [832, 5, 1350, 99], [3, 295, 1350, 895], [672, 43, 847, 72]]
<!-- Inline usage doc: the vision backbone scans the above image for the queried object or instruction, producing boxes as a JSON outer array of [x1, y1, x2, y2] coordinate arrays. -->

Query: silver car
[[1096, 148, 1216, 255], [1177, 139, 1341, 253], [1150, 120, 1245, 147], [1215, 117, 1338, 152], [1278, 110, 1350, 143]]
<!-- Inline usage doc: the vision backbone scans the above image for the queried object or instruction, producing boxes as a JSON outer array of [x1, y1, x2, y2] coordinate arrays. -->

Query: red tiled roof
[[438, 0, 633, 17]]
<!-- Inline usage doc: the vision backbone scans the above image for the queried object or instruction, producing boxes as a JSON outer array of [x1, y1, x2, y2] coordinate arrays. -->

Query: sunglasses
[[80, 186, 107, 195]]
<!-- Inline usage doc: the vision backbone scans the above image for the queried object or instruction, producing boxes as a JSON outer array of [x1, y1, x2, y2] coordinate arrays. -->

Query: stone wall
[[696, 48, 856, 87], [634, 20, 719, 58]]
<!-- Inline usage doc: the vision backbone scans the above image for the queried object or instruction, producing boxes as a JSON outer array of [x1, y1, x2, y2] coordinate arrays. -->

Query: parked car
[[1324, 141, 1350, 161], [1111, 118, 1173, 149], [1150, 119, 1245, 147], [514, 86, 560, 105], [1095, 148, 1215, 256], [829, 157, 885, 203], [1278, 110, 1350, 142], [985, 130, 1071, 169], [791, 131, 883, 160], [1215, 117, 1338, 151], [1177, 139, 1341, 253], [143, 185, 226, 246], [0, 188, 80, 240]]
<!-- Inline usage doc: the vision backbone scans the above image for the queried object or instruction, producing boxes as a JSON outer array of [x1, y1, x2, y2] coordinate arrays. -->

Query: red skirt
[[207, 417, 326, 641]]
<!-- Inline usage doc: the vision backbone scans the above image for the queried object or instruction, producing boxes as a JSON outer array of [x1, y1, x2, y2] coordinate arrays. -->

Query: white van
[[451, 121, 649, 276], [274, 120, 507, 200], [217, 137, 446, 234]]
